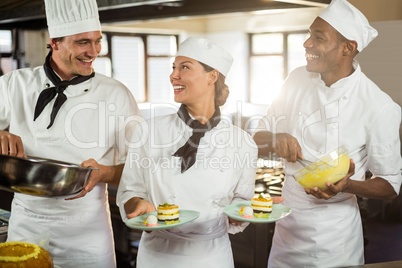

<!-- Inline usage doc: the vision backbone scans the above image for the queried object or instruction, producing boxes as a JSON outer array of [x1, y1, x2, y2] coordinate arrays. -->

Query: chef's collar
[[317, 60, 360, 89], [44, 57, 92, 94]]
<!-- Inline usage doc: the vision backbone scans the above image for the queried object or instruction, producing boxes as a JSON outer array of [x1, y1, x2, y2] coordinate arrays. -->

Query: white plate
[[125, 210, 200, 231], [224, 201, 291, 223]]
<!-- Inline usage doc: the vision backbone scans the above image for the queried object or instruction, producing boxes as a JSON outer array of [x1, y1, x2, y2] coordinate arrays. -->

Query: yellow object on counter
[[293, 146, 350, 190], [0, 241, 53, 268]]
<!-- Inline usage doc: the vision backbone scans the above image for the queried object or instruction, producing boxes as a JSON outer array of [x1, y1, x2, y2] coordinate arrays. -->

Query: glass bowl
[[292, 146, 350, 189]]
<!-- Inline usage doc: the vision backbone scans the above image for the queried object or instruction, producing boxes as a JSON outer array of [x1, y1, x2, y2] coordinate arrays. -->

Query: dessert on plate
[[157, 203, 179, 221], [239, 206, 254, 219], [251, 194, 272, 218], [144, 215, 159, 227]]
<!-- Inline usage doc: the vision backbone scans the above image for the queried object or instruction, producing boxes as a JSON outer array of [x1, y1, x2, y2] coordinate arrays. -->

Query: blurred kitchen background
[[0, 0, 401, 267]]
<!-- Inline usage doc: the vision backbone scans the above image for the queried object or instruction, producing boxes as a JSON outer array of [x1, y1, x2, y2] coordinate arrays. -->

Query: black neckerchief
[[33, 51, 95, 129], [173, 104, 221, 173]]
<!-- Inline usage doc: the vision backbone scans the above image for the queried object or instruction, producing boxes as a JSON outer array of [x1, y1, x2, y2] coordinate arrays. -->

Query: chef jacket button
[[298, 112, 302, 116], [84, 89, 89, 92], [108, 104, 116, 112], [332, 125, 337, 129], [45, 83, 50, 87], [343, 96, 348, 100]]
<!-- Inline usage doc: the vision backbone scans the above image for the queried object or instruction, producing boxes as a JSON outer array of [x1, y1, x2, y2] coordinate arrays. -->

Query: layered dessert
[[157, 203, 179, 221], [251, 194, 272, 218]]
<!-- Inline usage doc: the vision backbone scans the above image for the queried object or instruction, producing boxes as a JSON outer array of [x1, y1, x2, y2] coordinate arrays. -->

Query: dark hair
[[199, 62, 229, 107], [46, 37, 65, 50]]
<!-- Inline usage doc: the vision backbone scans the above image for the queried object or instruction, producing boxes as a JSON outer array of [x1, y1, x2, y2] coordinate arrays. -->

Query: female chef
[[117, 37, 258, 267]]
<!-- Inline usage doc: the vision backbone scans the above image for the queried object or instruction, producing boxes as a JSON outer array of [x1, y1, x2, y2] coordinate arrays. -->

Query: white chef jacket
[[117, 112, 258, 268], [0, 66, 141, 268], [255, 61, 402, 268]]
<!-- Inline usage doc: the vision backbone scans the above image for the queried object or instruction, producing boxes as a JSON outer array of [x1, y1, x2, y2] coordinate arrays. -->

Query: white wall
[[356, 20, 402, 107], [23, 30, 49, 68]]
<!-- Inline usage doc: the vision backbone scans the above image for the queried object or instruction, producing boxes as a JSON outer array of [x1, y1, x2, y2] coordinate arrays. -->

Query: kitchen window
[[0, 30, 16, 75], [249, 31, 308, 105], [93, 33, 177, 103]]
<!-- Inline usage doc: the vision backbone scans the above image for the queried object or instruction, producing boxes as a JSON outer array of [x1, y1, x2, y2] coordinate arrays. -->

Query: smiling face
[[303, 17, 347, 85], [50, 31, 102, 80], [170, 56, 215, 108]]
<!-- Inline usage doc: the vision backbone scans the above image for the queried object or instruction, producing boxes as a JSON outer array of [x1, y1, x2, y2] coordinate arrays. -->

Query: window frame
[[98, 32, 178, 103], [248, 30, 308, 104], [0, 29, 21, 74]]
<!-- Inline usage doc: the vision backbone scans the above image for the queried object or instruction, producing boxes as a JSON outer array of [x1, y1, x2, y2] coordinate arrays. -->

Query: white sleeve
[[0, 73, 11, 130], [114, 88, 143, 165], [116, 120, 150, 221], [227, 132, 258, 234], [367, 102, 402, 194]]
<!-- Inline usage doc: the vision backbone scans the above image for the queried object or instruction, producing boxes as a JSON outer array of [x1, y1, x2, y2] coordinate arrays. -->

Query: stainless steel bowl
[[0, 155, 95, 197]]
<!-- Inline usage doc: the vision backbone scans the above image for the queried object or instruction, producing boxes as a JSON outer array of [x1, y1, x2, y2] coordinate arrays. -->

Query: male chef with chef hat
[[0, 0, 140, 267], [253, 0, 402, 267]]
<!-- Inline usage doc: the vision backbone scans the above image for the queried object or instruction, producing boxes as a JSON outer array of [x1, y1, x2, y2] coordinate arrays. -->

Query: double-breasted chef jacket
[[0, 65, 141, 268], [255, 61, 402, 268], [117, 112, 258, 268]]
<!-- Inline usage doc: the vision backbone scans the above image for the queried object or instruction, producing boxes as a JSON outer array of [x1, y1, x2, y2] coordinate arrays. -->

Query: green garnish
[[159, 202, 174, 207], [165, 220, 180, 225], [254, 212, 269, 218]]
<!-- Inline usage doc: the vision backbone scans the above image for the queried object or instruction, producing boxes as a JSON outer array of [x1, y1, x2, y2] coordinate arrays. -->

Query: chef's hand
[[272, 196, 284, 204], [229, 218, 244, 226], [304, 159, 355, 200], [0, 130, 26, 158], [125, 198, 156, 233], [273, 133, 303, 163], [125, 197, 155, 219], [66, 158, 105, 200]]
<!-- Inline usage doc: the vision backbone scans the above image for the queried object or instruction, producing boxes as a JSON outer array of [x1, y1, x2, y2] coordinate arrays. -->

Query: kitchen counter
[[345, 260, 402, 268], [0, 208, 10, 243], [0, 231, 6, 242]]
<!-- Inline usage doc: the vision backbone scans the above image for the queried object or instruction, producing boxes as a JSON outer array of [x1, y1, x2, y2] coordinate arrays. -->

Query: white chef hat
[[176, 37, 233, 77], [45, 0, 101, 38], [318, 0, 378, 52]]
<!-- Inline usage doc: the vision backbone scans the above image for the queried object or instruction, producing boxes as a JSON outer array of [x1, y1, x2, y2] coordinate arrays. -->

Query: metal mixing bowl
[[0, 155, 95, 197]]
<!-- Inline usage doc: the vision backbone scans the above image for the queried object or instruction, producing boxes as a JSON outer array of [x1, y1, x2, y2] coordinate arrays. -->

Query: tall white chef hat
[[176, 37, 233, 77], [45, 0, 101, 38], [318, 0, 378, 52]]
